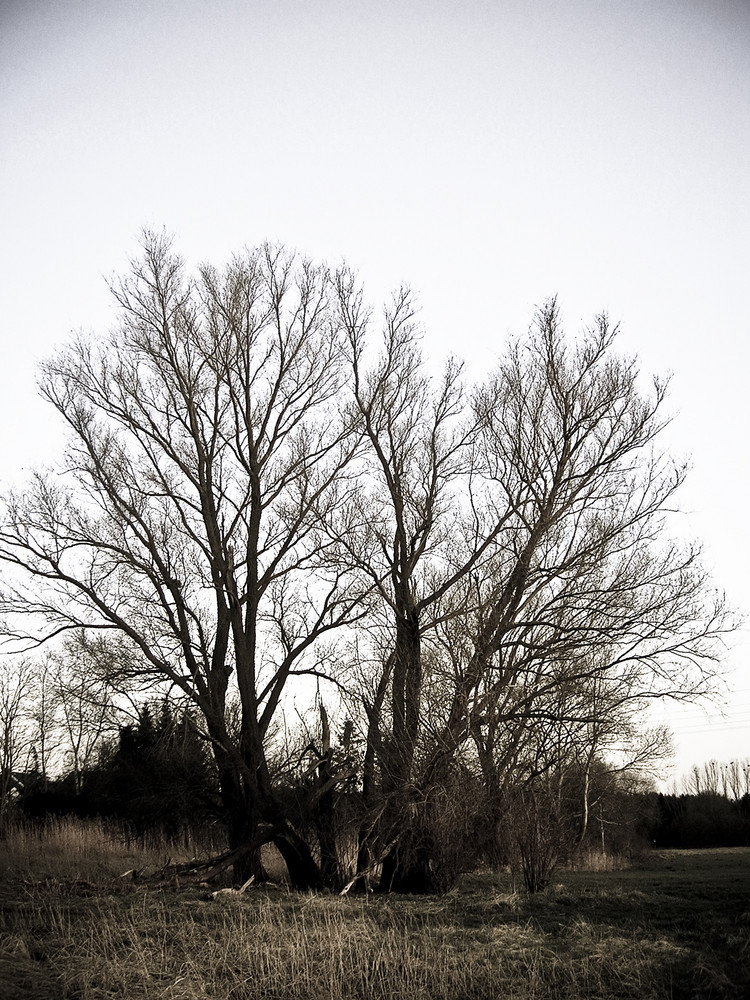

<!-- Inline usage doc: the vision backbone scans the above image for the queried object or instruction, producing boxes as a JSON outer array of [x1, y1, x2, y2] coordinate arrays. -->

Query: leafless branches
[[0, 241, 735, 890]]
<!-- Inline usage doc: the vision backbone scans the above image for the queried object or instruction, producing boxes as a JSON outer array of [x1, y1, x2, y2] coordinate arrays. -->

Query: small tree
[[24, 654, 63, 791], [0, 659, 34, 826], [50, 636, 123, 793]]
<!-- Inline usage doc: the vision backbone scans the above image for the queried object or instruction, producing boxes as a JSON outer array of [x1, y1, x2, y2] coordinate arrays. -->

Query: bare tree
[[48, 636, 123, 793], [682, 758, 750, 799], [24, 654, 62, 790], [428, 301, 731, 774], [0, 233, 363, 886], [322, 291, 731, 892], [724, 759, 750, 800], [334, 273, 487, 890], [0, 243, 733, 894], [0, 658, 34, 825]]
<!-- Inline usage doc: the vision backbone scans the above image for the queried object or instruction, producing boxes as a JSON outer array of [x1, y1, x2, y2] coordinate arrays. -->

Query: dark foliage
[[647, 792, 750, 848], [20, 701, 221, 839]]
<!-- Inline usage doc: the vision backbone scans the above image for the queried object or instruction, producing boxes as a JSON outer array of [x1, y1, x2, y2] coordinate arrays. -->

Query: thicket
[[11, 704, 657, 886], [9, 698, 750, 888], [18, 701, 219, 840]]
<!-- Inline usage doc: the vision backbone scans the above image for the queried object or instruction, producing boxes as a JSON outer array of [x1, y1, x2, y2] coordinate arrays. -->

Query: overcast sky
[[1, 0, 748, 786]]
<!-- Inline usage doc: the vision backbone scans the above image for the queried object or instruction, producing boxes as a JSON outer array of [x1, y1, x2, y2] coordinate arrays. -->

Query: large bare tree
[[0, 233, 363, 885], [334, 272, 490, 890], [414, 301, 732, 885], [335, 295, 732, 891], [439, 301, 728, 750], [0, 242, 733, 892]]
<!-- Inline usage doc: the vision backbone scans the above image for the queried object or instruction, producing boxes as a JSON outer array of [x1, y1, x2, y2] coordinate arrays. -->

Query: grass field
[[1, 819, 749, 999]]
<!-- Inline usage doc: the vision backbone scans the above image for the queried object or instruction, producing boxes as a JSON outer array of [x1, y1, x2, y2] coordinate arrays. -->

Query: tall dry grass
[[5, 881, 721, 1000], [1, 820, 748, 999], [0, 815, 223, 883]]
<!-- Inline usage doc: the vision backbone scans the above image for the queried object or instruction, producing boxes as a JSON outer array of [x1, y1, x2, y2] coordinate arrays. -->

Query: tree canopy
[[0, 233, 734, 891]]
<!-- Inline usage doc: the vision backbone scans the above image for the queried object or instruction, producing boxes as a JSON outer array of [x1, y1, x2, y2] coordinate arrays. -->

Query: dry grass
[[0, 817, 222, 884], [1, 820, 749, 999]]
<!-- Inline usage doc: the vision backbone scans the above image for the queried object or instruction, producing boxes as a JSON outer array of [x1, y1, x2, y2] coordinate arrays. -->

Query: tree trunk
[[311, 705, 343, 890], [218, 764, 268, 884], [388, 610, 422, 792], [578, 766, 591, 848], [273, 822, 326, 890], [314, 793, 342, 890], [378, 812, 435, 894], [219, 760, 325, 889], [354, 667, 390, 890], [377, 609, 429, 891]]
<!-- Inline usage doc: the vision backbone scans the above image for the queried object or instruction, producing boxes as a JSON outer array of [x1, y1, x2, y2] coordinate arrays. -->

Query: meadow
[[1, 819, 748, 999]]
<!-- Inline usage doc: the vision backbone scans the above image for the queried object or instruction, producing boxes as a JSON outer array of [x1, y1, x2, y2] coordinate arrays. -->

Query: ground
[[1, 825, 748, 999]]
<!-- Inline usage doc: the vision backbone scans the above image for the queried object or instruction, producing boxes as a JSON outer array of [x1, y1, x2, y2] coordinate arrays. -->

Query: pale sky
[[1, 0, 748, 786]]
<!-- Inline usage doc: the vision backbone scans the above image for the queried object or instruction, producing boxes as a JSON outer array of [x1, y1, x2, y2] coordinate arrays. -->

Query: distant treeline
[[647, 792, 750, 849], [18, 702, 220, 840], [12, 701, 750, 857]]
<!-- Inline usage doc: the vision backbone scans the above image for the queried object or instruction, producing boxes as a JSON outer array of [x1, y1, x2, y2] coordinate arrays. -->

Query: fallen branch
[[139, 825, 280, 888], [209, 874, 255, 899]]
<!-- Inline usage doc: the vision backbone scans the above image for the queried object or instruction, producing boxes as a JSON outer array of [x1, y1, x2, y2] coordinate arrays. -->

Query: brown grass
[[1, 819, 748, 999]]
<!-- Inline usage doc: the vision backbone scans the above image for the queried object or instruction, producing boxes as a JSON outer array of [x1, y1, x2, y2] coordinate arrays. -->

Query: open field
[[1, 820, 749, 999]]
